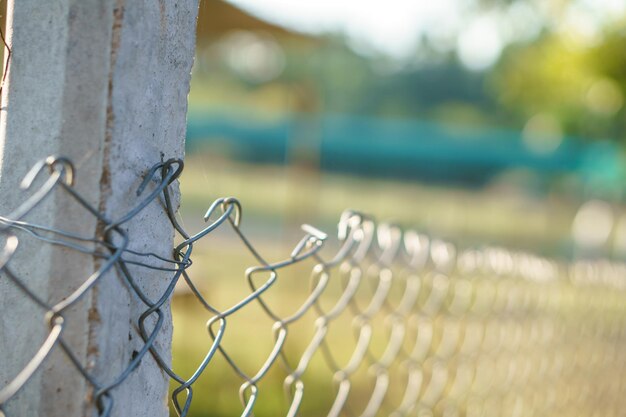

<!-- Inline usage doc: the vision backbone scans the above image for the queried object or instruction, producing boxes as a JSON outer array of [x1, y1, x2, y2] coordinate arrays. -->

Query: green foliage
[[490, 22, 626, 141]]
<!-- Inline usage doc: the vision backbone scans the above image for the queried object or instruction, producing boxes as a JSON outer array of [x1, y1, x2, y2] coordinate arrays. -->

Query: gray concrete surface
[[0, 0, 198, 416]]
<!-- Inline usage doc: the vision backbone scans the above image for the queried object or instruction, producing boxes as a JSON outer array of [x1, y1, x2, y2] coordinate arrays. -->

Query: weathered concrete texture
[[91, 1, 198, 416], [0, 1, 198, 416]]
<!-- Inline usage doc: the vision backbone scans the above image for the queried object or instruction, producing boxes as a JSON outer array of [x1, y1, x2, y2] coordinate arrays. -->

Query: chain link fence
[[1, 156, 626, 417]]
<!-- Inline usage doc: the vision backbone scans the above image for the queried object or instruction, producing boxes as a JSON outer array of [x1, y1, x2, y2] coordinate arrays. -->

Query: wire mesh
[[1, 155, 626, 417]]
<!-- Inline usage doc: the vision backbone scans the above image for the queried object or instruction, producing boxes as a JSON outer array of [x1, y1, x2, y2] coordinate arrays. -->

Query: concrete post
[[0, 1, 198, 416]]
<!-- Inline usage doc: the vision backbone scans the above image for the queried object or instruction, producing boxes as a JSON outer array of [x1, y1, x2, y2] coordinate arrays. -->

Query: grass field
[[178, 153, 581, 252]]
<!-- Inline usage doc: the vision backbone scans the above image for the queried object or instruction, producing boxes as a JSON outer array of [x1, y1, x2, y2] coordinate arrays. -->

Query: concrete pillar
[[0, 1, 198, 416]]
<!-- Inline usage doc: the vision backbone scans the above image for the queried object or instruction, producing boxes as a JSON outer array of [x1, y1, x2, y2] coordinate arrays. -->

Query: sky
[[226, 0, 466, 60], [226, 0, 626, 71]]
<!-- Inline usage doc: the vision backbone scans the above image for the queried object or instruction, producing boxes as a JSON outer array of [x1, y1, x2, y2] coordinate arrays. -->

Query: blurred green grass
[[179, 153, 579, 251]]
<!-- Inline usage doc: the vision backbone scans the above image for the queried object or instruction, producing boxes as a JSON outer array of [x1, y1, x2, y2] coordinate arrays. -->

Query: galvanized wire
[[1, 155, 626, 417]]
